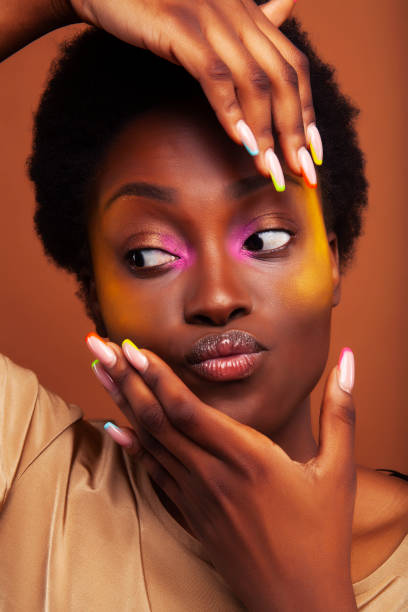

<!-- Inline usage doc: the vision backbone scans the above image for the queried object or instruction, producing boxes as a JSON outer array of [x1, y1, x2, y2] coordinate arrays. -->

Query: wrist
[[0, 0, 82, 61], [242, 577, 357, 612], [49, 0, 82, 26]]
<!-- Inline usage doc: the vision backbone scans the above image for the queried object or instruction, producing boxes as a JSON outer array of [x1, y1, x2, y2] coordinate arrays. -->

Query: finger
[[251, 7, 323, 166], [168, 12, 249, 151], [86, 332, 209, 470], [211, 3, 310, 181], [316, 348, 356, 480], [139, 449, 185, 509], [104, 422, 141, 453], [121, 339, 260, 465], [137, 427, 190, 483], [90, 358, 137, 426], [260, 0, 296, 28], [170, 8, 282, 181], [87, 333, 148, 434]]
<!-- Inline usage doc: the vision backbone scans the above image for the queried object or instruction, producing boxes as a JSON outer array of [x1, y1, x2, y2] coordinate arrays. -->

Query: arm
[[0, 0, 320, 182], [0, 0, 79, 62]]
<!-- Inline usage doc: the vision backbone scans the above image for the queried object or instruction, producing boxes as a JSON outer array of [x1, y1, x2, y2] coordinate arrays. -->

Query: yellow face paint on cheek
[[283, 187, 334, 313]]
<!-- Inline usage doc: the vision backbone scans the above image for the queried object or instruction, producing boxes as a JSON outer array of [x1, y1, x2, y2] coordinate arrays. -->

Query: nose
[[183, 250, 253, 327]]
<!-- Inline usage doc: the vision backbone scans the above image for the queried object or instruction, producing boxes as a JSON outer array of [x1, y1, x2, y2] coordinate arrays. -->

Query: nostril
[[229, 307, 247, 321], [187, 307, 248, 327], [193, 314, 214, 326]]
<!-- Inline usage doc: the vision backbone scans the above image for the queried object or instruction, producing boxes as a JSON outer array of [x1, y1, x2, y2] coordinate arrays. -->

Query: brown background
[[0, 1, 407, 471]]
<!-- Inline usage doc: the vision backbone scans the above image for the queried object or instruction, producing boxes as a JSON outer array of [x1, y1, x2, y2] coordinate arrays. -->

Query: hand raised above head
[[61, 0, 320, 187], [86, 332, 357, 611]]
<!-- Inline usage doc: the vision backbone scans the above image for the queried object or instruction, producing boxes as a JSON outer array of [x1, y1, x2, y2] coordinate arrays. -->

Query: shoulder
[[355, 465, 408, 534], [351, 465, 408, 583]]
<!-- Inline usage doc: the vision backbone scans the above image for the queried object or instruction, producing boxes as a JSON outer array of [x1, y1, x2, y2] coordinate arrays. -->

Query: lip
[[185, 329, 267, 382]]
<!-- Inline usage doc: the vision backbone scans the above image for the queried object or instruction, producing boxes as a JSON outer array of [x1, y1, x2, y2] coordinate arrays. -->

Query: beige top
[[0, 352, 407, 611]]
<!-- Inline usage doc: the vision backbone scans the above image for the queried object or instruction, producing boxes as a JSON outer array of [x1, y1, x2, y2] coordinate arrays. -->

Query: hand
[[86, 334, 357, 611], [61, 0, 321, 186]]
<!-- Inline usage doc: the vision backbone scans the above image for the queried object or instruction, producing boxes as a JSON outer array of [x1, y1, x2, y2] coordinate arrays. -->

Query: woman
[[1, 0, 407, 610]]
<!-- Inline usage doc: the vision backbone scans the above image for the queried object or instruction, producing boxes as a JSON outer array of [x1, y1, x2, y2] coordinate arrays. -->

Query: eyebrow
[[103, 173, 302, 211]]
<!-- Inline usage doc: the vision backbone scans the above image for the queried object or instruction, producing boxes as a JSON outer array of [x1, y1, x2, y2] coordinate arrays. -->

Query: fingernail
[[91, 359, 118, 393], [297, 146, 317, 188], [104, 421, 134, 448], [307, 122, 323, 166], [85, 332, 117, 367], [236, 120, 259, 156], [264, 148, 285, 192], [122, 339, 149, 373], [337, 347, 355, 394]]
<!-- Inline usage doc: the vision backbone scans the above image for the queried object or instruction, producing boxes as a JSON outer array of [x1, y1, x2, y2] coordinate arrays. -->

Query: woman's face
[[87, 102, 340, 439]]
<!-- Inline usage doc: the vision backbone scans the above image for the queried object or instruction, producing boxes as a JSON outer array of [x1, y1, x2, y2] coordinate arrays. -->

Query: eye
[[242, 229, 293, 253], [126, 248, 177, 270]]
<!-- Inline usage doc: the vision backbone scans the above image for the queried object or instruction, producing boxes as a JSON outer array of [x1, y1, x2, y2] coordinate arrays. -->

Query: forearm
[[0, 0, 80, 62]]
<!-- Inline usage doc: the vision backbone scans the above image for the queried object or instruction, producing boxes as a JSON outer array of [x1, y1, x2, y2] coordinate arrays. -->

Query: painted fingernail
[[91, 359, 118, 393], [307, 122, 323, 166], [122, 339, 149, 373], [264, 148, 285, 192], [337, 347, 355, 394], [85, 332, 117, 367], [236, 120, 259, 156], [297, 146, 317, 188], [104, 421, 134, 448]]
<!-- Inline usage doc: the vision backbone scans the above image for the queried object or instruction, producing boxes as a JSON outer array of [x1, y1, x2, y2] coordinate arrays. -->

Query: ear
[[327, 230, 341, 307], [260, 0, 295, 27], [87, 277, 109, 338]]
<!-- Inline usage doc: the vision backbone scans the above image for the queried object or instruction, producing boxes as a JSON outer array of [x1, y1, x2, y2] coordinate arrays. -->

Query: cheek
[[93, 255, 183, 346]]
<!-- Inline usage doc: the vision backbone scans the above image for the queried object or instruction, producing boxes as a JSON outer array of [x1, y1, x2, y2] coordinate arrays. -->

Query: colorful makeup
[[297, 147, 317, 188], [227, 214, 296, 261], [307, 123, 323, 166]]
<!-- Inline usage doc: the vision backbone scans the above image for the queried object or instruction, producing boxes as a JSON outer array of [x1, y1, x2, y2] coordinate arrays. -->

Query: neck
[[269, 394, 318, 463]]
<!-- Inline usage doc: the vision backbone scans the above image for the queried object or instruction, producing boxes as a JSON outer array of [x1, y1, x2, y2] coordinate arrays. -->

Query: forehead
[[92, 104, 325, 233]]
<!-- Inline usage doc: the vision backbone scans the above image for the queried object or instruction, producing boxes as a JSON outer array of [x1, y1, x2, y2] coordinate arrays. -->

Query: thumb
[[260, 0, 296, 27], [316, 348, 356, 477]]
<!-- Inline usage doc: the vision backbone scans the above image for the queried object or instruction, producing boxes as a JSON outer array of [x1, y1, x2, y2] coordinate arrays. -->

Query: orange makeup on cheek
[[286, 188, 334, 310]]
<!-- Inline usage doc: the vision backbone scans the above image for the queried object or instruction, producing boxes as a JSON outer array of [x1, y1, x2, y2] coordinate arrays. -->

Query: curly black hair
[[27, 17, 368, 332]]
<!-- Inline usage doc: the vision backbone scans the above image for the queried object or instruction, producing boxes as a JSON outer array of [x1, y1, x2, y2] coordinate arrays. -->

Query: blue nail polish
[[243, 142, 259, 156], [104, 421, 117, 431]]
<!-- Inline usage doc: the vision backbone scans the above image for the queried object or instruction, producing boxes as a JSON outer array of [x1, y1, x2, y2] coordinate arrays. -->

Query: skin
[[1, 0, 406, 606], [85, 102, 408, 606], [88, 101, 339, 461], [85, 103, 361, 610]]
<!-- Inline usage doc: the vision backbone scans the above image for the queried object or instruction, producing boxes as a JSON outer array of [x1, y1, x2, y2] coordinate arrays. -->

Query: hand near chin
[[86, 333, 357, 611]]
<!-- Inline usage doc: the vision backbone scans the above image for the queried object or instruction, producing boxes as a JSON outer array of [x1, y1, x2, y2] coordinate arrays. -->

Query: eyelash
[[124, 228, 295, 275]]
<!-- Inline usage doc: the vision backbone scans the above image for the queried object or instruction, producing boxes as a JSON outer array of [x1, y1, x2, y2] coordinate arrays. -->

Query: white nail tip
[[307, 123, 323, 163], [264, 149, 285, 190], [236, 120, 259, 155], [298, 146, 317, 186]]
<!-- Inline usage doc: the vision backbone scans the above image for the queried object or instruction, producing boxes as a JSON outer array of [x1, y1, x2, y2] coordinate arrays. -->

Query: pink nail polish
[[86, 332, 117, 367], [297, 146, 317, 188], [122, 339, 149, 373], [104, 422, 134, 448], [337, 347, 355, 394], [235, 120, 259, 156], [91, 359, 118, 393], [264, 148, 285, 192], [307, 122, 323, 165]]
